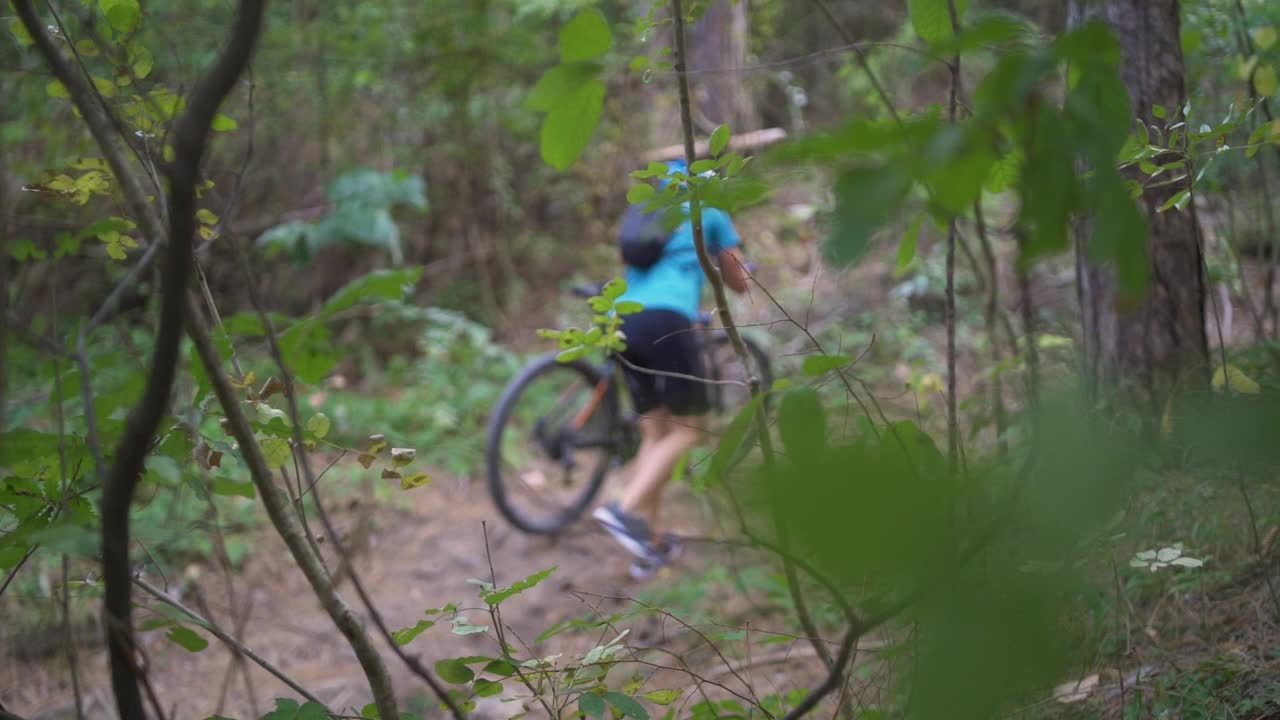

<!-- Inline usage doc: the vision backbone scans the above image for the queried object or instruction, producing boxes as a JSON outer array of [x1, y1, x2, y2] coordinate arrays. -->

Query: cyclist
[[593, 157, 752, 578]]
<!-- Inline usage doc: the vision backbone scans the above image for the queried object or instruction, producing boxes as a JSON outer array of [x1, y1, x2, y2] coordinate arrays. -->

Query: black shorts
[[618, 309, 709, 416]]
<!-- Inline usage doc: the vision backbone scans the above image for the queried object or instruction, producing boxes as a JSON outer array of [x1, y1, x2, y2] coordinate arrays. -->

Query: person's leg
[[620, 412, 705, 535]]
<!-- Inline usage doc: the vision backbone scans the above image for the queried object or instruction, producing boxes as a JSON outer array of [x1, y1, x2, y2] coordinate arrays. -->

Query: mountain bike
[[484, 282, 772, 534]]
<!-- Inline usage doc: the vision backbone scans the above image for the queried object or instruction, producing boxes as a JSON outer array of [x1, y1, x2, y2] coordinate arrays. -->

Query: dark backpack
[[618, 203, 671, 269]]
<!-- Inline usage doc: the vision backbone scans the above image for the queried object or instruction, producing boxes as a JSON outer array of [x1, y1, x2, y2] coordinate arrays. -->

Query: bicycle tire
[[485, 354, 619, 534]]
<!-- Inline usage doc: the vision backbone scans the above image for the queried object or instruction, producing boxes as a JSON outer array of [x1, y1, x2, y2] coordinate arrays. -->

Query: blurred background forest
[[5, 0, 1280, 719]]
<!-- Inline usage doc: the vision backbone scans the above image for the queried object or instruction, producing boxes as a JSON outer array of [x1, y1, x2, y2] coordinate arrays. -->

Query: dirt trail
[[2, 469, 839, 720], [2, 244, 892, 720]]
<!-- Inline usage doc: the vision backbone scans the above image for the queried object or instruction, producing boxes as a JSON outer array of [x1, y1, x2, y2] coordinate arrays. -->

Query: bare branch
[[184, 299, 407, 720], [133, 576, 328, 708], [226, 237, 463, 719], [15, 1, 266, 716]]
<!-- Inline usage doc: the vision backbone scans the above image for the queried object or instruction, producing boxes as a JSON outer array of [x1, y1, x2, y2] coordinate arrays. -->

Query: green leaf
[[1089, 170, 1149, 299], [689, 159, 717, 174], [1071, 67, 1134, 161], [47, 80, 70, 99], [8, 18, 33, 46], [101, 0, 141, 33], [1018, 109, 1077, 258], [708, 394, 763, 483], [559, 8, 613, 62], [802, 353, 852, 377], [601, 277, 627, 300], [260, 698, 326, 720], [474, 679, 504, 698], [483, 659, 517, 677], [260, 437, 291, 469], [481, 566, 557, 606], [826, 165, 912, 267], [211, 113, 238, 131], [320, 267, 424, 316], [627, 183, 656, 204], [604, 692, 649, 720], [1152, 104, 1167, 120], [641, 690, 682, 705], [305, 413, 331, 439], [579, 693, 607, 719], [614, 300, 644, 315], [211, 479, 256, 499], [1256, 65, 1279, 98], [896, 217, 922, 277], [779, 388, 827, 462], [709, 124, 731, 156], [1157, 188, 1190, 213], [392, 619, 435, 646], [556, 346, 587, 363], [450, 616, 489, 635], [954, 10, 1035, 51], [908, 0, 967, 48], [540, 78, 606, 170], [129, 44, 154, 79], [527, 62, 603, 111], [434, 658, 475, 684], [1254, 26, 1277, 52], [166, 626, 209, 652]]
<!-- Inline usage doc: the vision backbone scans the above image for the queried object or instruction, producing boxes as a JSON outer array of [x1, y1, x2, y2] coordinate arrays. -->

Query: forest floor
[[6, 211, 1280, 719], [2, 466, 860, 720]]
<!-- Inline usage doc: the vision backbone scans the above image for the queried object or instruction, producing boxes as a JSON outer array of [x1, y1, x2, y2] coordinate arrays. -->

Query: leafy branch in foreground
[[12, 0, 267, 716]]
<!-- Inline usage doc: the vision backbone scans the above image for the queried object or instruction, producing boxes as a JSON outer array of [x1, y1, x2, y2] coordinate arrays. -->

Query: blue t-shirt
[[618, 206, 742, 322]]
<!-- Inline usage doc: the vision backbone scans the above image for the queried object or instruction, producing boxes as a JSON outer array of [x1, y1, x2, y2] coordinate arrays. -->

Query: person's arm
[[706, 208, 750, 294], [718, 246, 751, 294]]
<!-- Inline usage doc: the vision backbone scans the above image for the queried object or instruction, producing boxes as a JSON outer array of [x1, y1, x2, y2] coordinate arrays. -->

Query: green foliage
[[770, 19, 1149, 299], [533, 8, 613, 170], [539, 277, 635, 362], [907, 0, 967, 48], [257, 170, 428, 265]]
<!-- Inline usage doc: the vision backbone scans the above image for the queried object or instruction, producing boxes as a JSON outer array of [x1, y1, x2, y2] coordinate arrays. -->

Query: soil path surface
[[2, 470, 840, 720]]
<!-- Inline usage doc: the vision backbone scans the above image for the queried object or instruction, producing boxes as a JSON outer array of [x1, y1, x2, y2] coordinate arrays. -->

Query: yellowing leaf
[[367, 434, 388, 454], [390, 447, 416, 466], [230, 371, 257, 389], [401, 472, 431, 490], [381, 468, 402, 480], [357, 453, 376, 469], [196, 208, 219, 225], [1255, 26, 1278, 51], [1211, 363, 1260, 394], [1256, 65, 1279, 98], [211, 113, 238, 131], [305, 413, 331, 439], [92, 75, 117, 98], [8, 18, 33, 46], [260, 437, 292, 468]]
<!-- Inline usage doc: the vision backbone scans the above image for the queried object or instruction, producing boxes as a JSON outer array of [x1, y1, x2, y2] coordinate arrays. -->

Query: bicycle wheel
[[705, 334, 774, 465], [485, 354, 619, 534]]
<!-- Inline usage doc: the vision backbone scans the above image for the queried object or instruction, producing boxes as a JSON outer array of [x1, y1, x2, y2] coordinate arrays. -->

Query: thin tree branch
[[672, 0, 838, 695], [184, 298, 406, 720], [133, 576, 328, 708], [944, 0, 962, 472], [13, 1, 266, 715], [62, 558, 87, 720]]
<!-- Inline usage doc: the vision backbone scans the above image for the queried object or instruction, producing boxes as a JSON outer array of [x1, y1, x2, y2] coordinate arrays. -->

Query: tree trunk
[[691, 0, 755, 132], [1073, 0, 1208, 410]]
